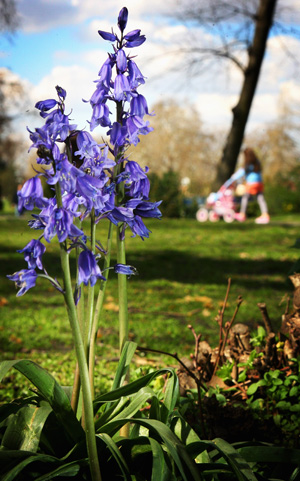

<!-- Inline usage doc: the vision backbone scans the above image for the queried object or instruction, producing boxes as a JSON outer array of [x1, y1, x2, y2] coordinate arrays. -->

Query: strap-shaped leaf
[[148, 437, 170, 481], [211, 438, 259, 481], [99, 417, 202, 481], [111, 341, 137, 391], [0, 360, 83, 444], [97, 433, 131, 480], [34, 460, 83, 480], [1, 402, 52, 452], [0, 453, 58, 481], [238, 445, 300, 465], [94, 368, 177, 411], [96, 387, 155, 434], [171, 414, 202, 446]]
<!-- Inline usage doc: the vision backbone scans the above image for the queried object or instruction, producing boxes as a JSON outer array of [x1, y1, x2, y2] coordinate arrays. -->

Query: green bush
[[148, 169, 184, 218], [264, 166, 300, 215]]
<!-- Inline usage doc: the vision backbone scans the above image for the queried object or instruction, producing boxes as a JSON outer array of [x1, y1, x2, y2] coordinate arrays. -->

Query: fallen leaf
[[0, 297, 8, 306], [104, 302, 119, 312]]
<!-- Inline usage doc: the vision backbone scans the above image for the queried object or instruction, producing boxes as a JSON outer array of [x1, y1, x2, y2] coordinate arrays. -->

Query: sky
[[1, 0, 300, 140]]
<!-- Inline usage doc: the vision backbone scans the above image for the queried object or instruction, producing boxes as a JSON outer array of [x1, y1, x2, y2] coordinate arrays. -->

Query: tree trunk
[[214, 0, 278, 189]]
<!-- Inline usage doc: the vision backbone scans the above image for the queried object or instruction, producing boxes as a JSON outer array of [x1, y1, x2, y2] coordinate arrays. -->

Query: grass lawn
[[1, 213, 299, 400]]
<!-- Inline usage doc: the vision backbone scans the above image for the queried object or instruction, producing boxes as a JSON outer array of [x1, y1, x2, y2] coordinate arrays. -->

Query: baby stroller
[[196, 184, 237, 223]]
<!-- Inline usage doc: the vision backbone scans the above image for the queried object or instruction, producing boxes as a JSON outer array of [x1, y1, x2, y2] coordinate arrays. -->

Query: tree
[[170, 0, 296, 187], [0, 2, 29, 201], [0, 0, 19, 37], [132, 100, 222, 194]]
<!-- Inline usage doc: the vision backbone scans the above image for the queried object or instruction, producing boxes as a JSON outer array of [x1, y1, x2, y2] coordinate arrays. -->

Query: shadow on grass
[[1, 247, 292, 293], [128, 250, 290, 288]]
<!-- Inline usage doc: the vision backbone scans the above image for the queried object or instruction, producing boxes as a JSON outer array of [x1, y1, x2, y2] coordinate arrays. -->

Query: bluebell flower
[[89, 85, 109, 107], [128, 60, 145, 89], [130, 94, 151, 117], [76, 171, 106, 204], [98, 30, 117, 42], [109, 122, 128, 146], [118, 7, 128, 32], [17, 239, 46, 270], [110, 205, 135, 223], [116, 49, 127, 73], [127, 215, 151, 240], [124, 30, 146, 48], [17, 177, 48, 214], [46, 111, 76, 141], [46, 155, 78, 193], [114, 263, 138, 276], [124, 161, 150, 199], [56, 85, 66, 100], [61, 193, 82, 217], [28, 126, 53, 157], [133, 199, 162, 219], [44, 208, 83, 243], [98, 58, 113, 88], [78, 250, 106, 286], [35, 99, 57, 113], [114, 73, 131, 102], [75, 131, 101, 160], [90, 103, 111, 130], [126, 115, 153, 146], [7, 269, 38, 296]]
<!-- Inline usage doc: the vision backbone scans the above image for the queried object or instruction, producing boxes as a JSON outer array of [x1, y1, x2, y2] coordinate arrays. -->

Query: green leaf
[[171, 414, 201, 447], [0, 360, 84, 444], [96, 387, 156, 434], [100, 417, 202, 481], [97, 433, 131, 481], [111, 341, 137, 392], [94, 368, 177, 411], [0, 396, 40, 424], [239, 446, 300, 465], [212, 438, 258, 481], [1, 402, 52, 452], [289, 386, 299, 397], [0, 453, 58, 481], [276, 401, 291, 410], [247, 380, 266, 396], [163, 370, 179, 414], [34, 461, 82, 480], [289, 466, 300, 481], [148, 437, 170, 481]]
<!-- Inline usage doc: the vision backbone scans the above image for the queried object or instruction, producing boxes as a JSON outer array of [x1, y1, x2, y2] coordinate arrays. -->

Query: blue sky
[[1, 0, 300, 137]]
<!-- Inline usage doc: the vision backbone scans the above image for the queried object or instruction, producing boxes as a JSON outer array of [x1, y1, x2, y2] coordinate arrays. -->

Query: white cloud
[[195, 93, 237, 127], [29, 65, 96, 131], [17, 0, 173, 34]]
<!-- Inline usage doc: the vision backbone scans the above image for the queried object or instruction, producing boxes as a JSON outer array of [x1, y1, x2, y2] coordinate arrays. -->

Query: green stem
[[116, 224, 130, 438], [116, 226, 128, 352], [114, 100, 128, 354], [85, 210, 96, 353], [71, 247, 85, 414], [89, 221, 114, 397], [55, 185, 101, 481]]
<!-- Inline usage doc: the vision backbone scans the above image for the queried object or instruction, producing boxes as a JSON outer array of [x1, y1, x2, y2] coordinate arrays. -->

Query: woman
[[234, 147, 270, 224]]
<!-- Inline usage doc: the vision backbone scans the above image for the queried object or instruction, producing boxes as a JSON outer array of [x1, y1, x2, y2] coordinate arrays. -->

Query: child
[[233, 147, 270, 224]]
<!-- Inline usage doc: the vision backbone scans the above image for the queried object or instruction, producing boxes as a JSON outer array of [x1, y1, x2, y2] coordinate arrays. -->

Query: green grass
[[1, 213, 299, 400]]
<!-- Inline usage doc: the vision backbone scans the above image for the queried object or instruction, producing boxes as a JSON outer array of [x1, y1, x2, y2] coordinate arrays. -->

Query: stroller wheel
[[223, 210, 235, 223], [208, 210, 220, 222], [196, 208, 209, 222]]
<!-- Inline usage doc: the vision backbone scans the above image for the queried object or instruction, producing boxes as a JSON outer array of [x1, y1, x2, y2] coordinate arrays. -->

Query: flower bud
[[118, 7, 128, 32]]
